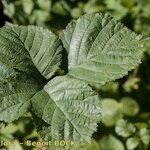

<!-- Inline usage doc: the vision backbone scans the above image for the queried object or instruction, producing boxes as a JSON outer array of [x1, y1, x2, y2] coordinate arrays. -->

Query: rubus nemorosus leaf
[[60, 13, 145, 87], [0, 13, 148, 144], [31, 76, 101, 143], [0, 74, 40, 122], [0, 24, 62, 79], [0, 25, 62, 122]]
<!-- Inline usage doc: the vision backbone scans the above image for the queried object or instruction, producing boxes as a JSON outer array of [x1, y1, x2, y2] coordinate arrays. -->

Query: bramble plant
[[0, 13, 149, 149]]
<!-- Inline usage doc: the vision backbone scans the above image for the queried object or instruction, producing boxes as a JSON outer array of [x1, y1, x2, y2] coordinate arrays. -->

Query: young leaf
[[22, 0, 34, 15], [0, 25, 63, 79], [2, 0, 15, 18], [115, 119, 136, 138], [31, 76, 101, 143], [126, 137, 140, 150], [99, 134, 125, 150], [139, 128, 150, 145], [101, 98, 123, 126], [120, 97, 139, 117], [60, 13, 145, 87]]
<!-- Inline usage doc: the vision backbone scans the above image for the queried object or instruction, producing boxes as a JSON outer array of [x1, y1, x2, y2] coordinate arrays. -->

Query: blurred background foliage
[[1, 0, 150, 35], [0, 0, 150, 150]]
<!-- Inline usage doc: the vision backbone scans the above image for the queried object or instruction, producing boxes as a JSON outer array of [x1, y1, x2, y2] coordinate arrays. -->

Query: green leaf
[[105, 0, 128, 19], [1, 123, 21, 136], [60, 13, 145, 87], [139, 128, 150, 145], [31, 76, 101, 143], [0, 24, 62, 122], [115, 119, 136, 138], [8, 140, 23, 150], [71, 8, 83, 19], [30, 10, 50, 25], [123, 77, 140, 92], [71, 139, 100, 150], [0, 75, 40, 122], [0, 122, 5, 127], [37, 0, 51, 11], [22, 0, 34, 15], [135, 123, 149, 129], [99, 134, 125, 150], [120, 97, 139, 116], [52, 0, 71, 16], [84, 1, 105, 14], [0, 25, 62, 79], [101, 98, 123, 126], [2, 0, 15, 18], [0, 63, 17, 83], [126, 137, 140, 150]]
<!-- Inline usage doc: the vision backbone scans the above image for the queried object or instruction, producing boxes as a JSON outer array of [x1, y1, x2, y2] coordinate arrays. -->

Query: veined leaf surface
[[0, 24, 63, 122], [0, 75, 40, 122], [60, 13, 145, 87], [0, 25, 62, 79], [31, 76, 101, 142]]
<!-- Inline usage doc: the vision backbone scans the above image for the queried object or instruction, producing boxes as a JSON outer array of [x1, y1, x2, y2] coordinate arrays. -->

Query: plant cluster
[[0, 1, 150, 150]]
